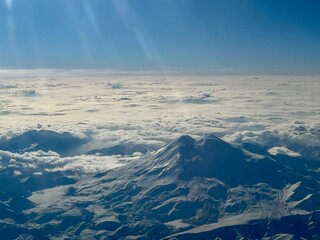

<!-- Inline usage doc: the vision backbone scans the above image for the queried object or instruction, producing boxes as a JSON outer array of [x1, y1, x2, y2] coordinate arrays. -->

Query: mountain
[[0, 130, 86, 156], [0, 133, 320, 239]]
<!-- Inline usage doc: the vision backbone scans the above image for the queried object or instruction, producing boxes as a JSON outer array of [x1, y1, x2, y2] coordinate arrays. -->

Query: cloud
[[0, 149, 128, 174], [13, 170, 22, 176], [47, 154, 127, 173], [268, 146, 301, 157], [0, 72, 319, 174]]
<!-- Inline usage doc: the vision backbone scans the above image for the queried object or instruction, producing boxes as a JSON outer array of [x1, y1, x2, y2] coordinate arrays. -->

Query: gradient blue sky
[[0, 0, 319, 74]]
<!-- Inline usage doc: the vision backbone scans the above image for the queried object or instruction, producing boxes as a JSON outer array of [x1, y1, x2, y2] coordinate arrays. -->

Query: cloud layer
[[0, 71, 319, 172]]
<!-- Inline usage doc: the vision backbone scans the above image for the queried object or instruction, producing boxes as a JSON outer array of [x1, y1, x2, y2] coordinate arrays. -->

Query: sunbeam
[[112, 0, 165, 69]]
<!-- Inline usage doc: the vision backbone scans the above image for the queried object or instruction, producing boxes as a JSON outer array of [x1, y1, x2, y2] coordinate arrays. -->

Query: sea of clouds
[[0, 69, 319, 173]]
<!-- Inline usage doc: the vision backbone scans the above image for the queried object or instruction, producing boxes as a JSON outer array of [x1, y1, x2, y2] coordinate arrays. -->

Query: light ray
[[82, 0, 100, 33], [112, 0, 165, 69]]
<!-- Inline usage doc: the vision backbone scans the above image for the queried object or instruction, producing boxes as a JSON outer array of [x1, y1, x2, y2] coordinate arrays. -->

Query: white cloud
[[13, 170, 22, 176], [0, 72, 319, 173], [0, 149, 131, 174], [48, 154, 127, 173], [268, 146, 301, 157]]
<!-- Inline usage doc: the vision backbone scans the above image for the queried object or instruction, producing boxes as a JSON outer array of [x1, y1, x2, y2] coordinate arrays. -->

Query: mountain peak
[[148, 134, 245, 183], [148, 134, 300, 188], [0, 130, 86, 156]]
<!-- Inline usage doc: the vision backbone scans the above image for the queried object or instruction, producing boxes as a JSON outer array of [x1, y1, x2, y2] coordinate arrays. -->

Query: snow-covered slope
[[1, 133, 320, 239]]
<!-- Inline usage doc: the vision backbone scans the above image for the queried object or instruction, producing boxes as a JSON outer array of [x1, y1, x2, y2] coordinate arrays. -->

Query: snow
[[28, 185, 72, 206]]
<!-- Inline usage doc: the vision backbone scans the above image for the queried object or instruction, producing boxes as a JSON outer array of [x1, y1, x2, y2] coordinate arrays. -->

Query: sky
[[0, 0, 319, 74]]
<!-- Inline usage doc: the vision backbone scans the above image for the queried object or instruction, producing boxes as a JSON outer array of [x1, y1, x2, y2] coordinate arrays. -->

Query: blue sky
[[0, 0, 319, 74]]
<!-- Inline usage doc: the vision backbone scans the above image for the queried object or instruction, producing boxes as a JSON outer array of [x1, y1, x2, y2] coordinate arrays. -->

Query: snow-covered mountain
[[0, 130, 86, 157], [1, 132, 320, 239]]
